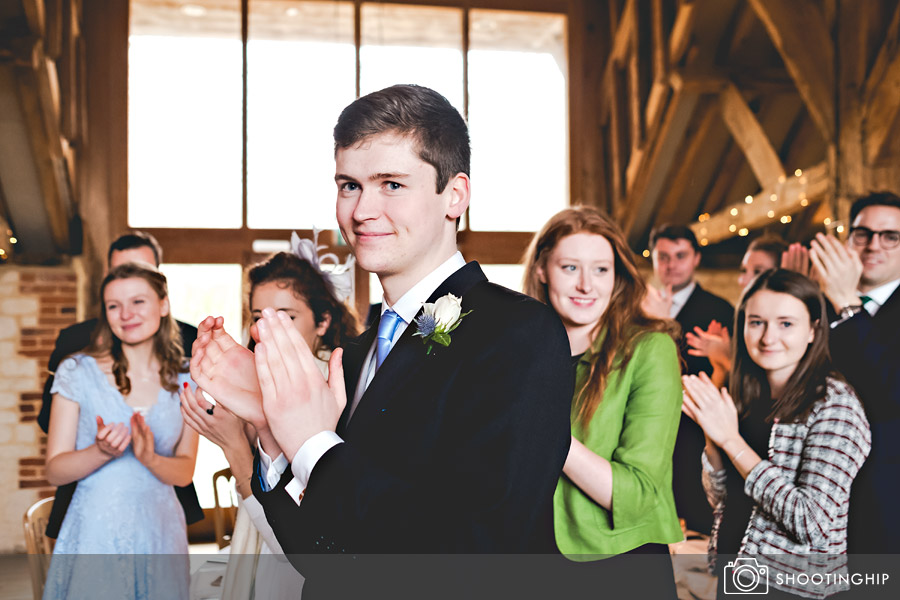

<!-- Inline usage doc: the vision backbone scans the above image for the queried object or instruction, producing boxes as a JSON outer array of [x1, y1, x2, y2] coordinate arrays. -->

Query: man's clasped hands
[[181, 308, 347, 462]]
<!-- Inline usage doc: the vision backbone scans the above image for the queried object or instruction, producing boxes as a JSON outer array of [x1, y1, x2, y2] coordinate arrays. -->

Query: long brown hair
[[246, 252, 361, 357], [88, 262, 185, 395], [523, 206, 678, 426], [731, 268, 836, 422]]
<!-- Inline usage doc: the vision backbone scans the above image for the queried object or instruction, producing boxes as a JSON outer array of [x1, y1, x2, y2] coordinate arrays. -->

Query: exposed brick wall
[[0, 266, 78, 552]]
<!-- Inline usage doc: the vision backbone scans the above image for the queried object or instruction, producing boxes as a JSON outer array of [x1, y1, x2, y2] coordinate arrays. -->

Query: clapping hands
[[95, 416, 131, 458], [190, 316, 266, 429], [685, 320, 732, 371], [809, 232, 864, 311], [130, 412, 157, 468], [254, 308, 347, 461], [681, 372, 740, 449]]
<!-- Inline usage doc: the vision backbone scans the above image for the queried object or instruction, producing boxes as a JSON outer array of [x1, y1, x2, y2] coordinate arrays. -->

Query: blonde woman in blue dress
[[42, 262, 198, 600]]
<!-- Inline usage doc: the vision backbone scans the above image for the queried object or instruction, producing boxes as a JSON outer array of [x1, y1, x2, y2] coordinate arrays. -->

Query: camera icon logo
[[723, 557, 769, 594]]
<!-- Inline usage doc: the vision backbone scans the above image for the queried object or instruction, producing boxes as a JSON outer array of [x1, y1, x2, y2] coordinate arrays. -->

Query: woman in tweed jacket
[[682, 270, 870, 599]]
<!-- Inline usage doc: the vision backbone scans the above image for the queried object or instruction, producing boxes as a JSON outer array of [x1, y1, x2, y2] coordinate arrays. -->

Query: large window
[[129, 0, 567, 233]]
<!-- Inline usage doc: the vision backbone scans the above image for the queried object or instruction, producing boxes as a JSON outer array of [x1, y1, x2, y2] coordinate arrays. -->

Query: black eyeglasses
[[848, 226, 900, 249]]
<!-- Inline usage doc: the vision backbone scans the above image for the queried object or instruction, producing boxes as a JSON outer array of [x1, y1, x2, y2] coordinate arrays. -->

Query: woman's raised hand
[[130, 412, 157, 468], [180, 382, 247, 453], [190, 316, 266, 429], [95, 416, 131, 458], [681, 372, 740, 449], [685, 320, 732, 370]]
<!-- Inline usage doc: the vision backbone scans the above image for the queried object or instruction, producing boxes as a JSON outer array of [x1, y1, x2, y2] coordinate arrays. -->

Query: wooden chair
[[212, 467, 238, 549], [23, 497, 55, 600]]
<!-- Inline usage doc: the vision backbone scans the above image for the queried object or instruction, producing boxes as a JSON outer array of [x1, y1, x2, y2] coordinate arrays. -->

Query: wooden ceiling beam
[[748, 0, 835, 142], [863, 1, 900, 165], [619, 84, 701, 243], [719, 82, 785, 189], [691, 162, 828, 245], [655, 99, 732, 226]]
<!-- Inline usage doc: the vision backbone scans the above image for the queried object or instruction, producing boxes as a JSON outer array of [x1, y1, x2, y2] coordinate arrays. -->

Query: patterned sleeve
[[49, 356, 83, 404], [743, 380, 871, 546], [701, 450, 727, 508]]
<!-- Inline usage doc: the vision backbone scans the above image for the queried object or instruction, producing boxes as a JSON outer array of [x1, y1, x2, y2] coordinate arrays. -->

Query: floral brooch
[[413, 293, 472, 355]]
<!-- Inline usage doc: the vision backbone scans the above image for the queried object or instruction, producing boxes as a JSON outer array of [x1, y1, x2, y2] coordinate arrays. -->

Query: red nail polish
[[183, 382, 189, 389]]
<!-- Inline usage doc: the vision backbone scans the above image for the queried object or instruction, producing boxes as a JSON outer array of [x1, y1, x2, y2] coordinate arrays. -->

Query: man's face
[[109, 246, 158, 270], [850, 205, 900, 291], [335, 132, 468, 290], [652, 238, 700, 290]]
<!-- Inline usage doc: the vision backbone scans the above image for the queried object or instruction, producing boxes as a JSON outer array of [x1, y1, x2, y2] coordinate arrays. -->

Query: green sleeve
[[608, 332, 682, 529]]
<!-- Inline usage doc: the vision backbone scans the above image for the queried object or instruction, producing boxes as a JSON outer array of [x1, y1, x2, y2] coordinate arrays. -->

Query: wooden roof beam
[[691, 161, 828, 245], [863, 1, 900, 165], [748, 0, 835, 142], [719, 82, 785, 189]]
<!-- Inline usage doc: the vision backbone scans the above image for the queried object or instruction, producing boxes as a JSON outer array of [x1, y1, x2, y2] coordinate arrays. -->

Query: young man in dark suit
[[809, 192, 900, 554], [190, 85, 573, 597], [39, 231, 203, 536], [644, 224, 733, 537]]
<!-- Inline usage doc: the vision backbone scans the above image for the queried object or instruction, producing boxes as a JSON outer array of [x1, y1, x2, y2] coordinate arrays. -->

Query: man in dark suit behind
[[190, 85, 573, 598], [809, 192, 900, 554], [645, 224, 733, 536], [38, 231, 203, 537]]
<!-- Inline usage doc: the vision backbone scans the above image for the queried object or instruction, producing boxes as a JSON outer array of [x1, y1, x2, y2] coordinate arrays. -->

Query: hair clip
[[290, 230, 355, 303]]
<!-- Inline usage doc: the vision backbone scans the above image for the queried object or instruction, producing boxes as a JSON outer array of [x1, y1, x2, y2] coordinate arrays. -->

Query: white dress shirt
[[669, 280, 696, 319], [258, 251, 467, 505], [861, 277, 900, 316]]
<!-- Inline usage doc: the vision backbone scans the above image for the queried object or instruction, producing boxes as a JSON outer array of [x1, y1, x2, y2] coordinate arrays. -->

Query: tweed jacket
[[702, 377, 871, 599]]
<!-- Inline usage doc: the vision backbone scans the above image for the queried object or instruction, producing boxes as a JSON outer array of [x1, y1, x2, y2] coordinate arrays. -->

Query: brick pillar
[[0, 266, 78, 552]]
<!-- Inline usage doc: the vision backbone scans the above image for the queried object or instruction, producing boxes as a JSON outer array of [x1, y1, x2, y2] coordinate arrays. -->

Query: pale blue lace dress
[[42, 354, 194, 600]]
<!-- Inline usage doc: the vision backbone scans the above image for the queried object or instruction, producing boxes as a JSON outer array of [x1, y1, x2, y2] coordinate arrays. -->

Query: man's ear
[[691, 249, 702, 270], [445, 172, 471, 220]]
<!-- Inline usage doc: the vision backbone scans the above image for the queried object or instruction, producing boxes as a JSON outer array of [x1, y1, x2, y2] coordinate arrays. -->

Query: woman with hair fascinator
[[181, 231, 360, 599]]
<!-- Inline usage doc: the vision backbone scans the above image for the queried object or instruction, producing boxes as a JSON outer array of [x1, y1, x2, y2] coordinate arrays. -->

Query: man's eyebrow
[[370, 172, 409, 180], [334, 173, 357, 182]]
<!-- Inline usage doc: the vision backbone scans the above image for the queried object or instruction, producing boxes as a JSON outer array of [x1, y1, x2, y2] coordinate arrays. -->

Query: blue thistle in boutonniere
[[413, 293, 472, 355]]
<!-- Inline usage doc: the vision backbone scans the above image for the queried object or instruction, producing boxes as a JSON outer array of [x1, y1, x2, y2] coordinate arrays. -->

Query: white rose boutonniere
[[413, 293, 472, 355]]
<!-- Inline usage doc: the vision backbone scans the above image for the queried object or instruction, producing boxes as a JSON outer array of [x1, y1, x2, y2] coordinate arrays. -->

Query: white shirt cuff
[[256, 440, 289, 492], [289, 431, 344, 496]]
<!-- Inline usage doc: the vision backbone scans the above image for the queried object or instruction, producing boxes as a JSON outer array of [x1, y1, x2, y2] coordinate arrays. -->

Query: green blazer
[[554, 330, 684, 558]]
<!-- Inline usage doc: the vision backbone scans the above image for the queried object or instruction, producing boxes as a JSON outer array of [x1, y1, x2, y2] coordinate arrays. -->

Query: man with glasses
[[810, 191, 900, 554]]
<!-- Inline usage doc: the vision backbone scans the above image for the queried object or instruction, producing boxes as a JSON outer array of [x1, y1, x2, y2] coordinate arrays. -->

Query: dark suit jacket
[[830, 284, 900, 553], [671, 283, 734, 535], [39, 318, 203, 537], [252, 263, 573, 597]]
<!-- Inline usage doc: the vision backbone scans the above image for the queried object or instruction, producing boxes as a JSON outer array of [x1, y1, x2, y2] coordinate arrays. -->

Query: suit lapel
[[874, 283, 900, 325], [337, 324, 378, 434], [344, 262, 488, 433]]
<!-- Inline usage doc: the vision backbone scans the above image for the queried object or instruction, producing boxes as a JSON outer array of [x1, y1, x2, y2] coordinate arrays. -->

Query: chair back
[[23, 496, 55, 600], [212, 467, 237, 549]]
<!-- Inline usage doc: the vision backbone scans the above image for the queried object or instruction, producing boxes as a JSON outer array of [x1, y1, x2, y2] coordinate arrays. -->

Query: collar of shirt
[[669, 280, 697, 318], [380, 251, 467, 327], [860, 277, 900, 315]]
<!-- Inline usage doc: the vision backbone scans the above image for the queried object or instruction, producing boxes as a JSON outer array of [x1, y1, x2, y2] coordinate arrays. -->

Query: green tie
[[859, 295, 873, 306]]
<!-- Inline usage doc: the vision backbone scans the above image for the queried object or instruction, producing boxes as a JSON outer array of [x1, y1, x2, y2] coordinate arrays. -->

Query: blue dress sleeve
[[49, 356, 84, 405]]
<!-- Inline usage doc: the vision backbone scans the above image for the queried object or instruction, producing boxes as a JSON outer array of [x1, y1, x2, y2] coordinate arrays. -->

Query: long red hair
[[523, 206, 678, 426]]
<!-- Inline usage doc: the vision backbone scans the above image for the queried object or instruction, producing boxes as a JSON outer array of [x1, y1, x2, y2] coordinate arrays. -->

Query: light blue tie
[[375, 309, 403, 370]]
